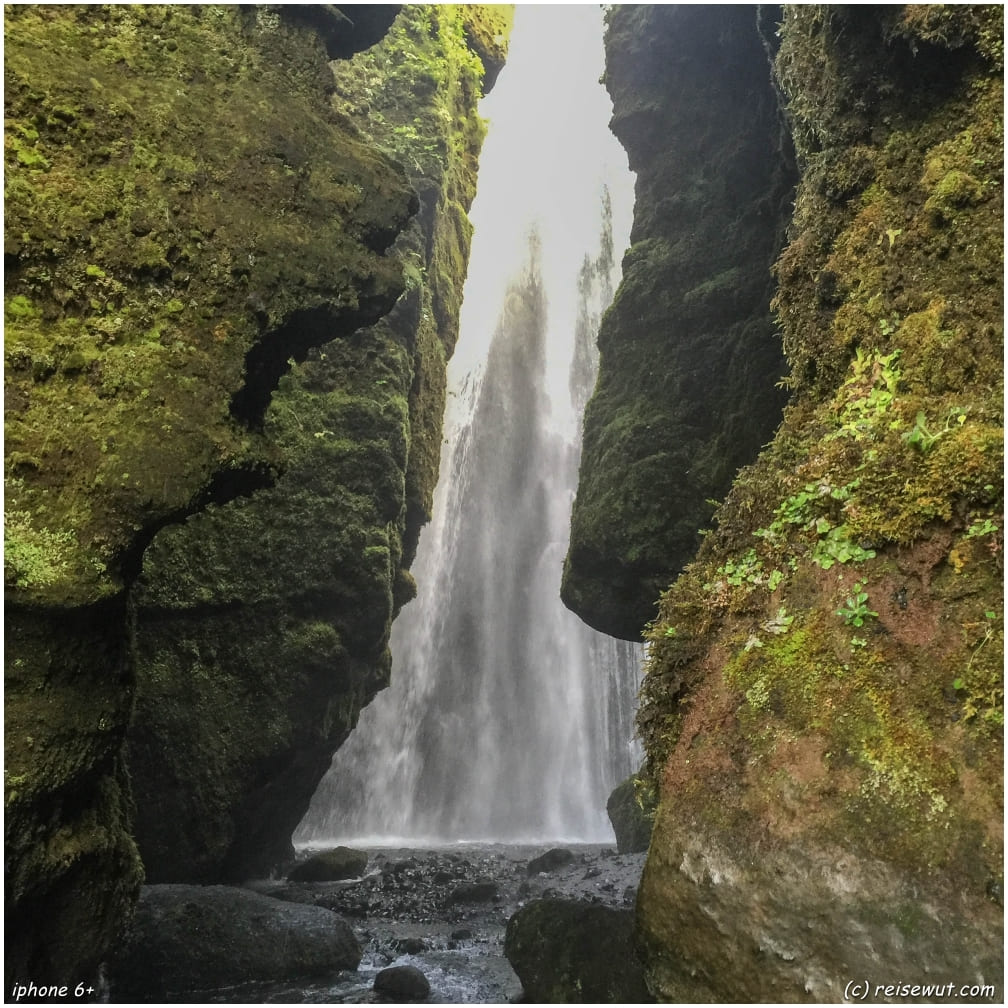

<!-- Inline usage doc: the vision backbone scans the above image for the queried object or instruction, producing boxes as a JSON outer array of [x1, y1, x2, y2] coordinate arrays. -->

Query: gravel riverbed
[[203, 843, 646, 1004]]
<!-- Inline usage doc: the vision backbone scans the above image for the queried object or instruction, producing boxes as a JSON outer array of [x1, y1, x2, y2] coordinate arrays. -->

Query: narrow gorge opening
[[296, 4, 641, 847]]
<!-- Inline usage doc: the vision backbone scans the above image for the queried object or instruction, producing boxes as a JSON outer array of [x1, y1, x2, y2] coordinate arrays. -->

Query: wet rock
[[394, 936, 427, 954], [373, 963, 431, 1000], [606, 774, 655, 853], [505, 898, 653, 1003], [448, 880, 499, 903], [110, 884, 361, 999], [451, 927, 474, 941], [288, 846, 369, 882], [526, 848, 574, 875]]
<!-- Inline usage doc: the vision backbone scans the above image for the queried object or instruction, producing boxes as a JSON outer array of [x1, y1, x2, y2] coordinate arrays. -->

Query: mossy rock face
[[4, 5, 416, 608], [125, 5, 510, 884], [562, 5, 797, 641], [5, 599, 144, 992], [634, 6, 1003, 1000], [3, 2, 454, 987]]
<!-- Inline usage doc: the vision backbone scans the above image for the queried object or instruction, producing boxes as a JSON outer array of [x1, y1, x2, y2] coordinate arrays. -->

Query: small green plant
[[720, 549, 764, 587], [837, 582, 878, 627], [827, 348, 902, 443], [762, 605, 794, 635], [878, 314, 901, 336], [755, 479, 861, 546], [812, 525, 876, 569], [965, 517, 999, 539], [902, 407, 966, 453]]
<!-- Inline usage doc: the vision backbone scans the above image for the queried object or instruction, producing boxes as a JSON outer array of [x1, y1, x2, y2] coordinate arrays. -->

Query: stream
[[173, 844, 645, 1004]]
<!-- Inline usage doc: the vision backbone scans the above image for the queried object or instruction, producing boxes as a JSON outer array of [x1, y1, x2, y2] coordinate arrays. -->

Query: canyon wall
[[575, 4, 1003, 1000], [125, 3, 510, 885], [4, 2, 509, 984], [562, 4, 796, 641]]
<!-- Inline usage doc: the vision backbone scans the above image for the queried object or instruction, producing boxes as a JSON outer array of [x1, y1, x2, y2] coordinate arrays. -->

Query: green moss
[[923, 168, 986, 224], [3, 510, 76, 590], [123, 4, 512, 882], [4, 4, 415, 607], [563, 5, 795, 640], [636, 5, 1003, 895], [6, 294, 37, 320]]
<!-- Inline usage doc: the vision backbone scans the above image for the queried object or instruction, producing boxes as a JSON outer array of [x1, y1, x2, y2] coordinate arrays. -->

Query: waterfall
[[296, 5, 639, 847]]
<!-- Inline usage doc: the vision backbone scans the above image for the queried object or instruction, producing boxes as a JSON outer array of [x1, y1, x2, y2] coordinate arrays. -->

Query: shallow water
[[179, 843, 645, 1004]]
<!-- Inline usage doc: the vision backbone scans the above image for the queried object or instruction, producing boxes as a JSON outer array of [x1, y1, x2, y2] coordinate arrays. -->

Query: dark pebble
[[395, 936, 426, 954], [374, 964, 431, 1000]]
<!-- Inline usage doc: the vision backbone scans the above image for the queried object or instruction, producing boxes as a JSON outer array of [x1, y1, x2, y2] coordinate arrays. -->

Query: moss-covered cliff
[[562, 4, 797, 641], [622, 5, 1003, 1000], [125, 3, 512, 884], [4, 2, 509, 985]]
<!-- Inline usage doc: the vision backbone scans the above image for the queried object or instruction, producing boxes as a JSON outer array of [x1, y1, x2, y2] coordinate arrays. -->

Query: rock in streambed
[[374, 963, 432, 1000], [505, 898, 653, 1003], [110, 884, 361, 999], [288, 845, 369, 882], [526, 847, 574, 875]]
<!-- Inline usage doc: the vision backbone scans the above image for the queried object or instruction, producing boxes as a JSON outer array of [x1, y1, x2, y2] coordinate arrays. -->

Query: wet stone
[[374, 964, 431, 1000], [527, 847, 574, 875], [448, 880, 499, 904]]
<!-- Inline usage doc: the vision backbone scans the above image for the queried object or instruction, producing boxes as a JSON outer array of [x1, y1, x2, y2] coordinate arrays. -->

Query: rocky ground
[[111, 844, 646, 1004]]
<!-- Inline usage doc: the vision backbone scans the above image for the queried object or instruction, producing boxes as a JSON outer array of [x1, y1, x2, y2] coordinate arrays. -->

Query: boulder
[[110, 884, 361, 999], [394, 936, 427, 954], [606, 774, 656, 854], [289, 846, 369, 882], [374, 964, 431, 1000], [505, 898, 653, 1003], [526, 848, 574, 875], [447, 880, 498, 904]]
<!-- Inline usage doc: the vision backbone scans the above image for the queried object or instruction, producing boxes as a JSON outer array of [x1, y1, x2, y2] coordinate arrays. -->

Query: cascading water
[[296, 5, 640, 847]]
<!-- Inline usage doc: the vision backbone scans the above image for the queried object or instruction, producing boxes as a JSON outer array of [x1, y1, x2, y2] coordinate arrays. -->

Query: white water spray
[[296, 5, 639, 847]]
